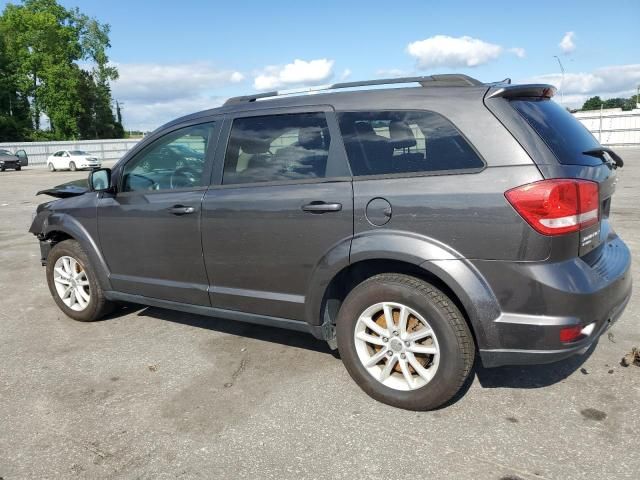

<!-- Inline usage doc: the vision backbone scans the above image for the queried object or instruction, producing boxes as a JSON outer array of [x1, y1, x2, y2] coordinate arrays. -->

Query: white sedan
[[47, 150, 102, 172]]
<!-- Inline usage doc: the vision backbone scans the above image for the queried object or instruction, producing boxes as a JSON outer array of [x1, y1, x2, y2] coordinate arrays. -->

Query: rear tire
[[48, 163, 56, 172], [336, 273, 475, 410], [46, 240, 113, 322], [69, 161, 77, 171]]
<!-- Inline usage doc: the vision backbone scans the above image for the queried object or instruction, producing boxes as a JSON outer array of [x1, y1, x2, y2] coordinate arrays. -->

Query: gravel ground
[[1, 152, 639, 480]]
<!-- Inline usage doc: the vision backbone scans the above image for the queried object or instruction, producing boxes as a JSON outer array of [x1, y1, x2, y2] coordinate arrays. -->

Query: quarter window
[[337, 111, 483, 176], [122, 122, 215, 192], [223, 113, 331, 185]]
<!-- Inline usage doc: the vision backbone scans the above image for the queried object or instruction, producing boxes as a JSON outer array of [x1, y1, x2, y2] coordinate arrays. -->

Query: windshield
[[0, 149, 12, 155], [69, 150, 89, 155], [510, 98, 602, 166]]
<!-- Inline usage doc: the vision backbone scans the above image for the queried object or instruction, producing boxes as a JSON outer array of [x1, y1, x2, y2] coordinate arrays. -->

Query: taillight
[[505, 179, 599, 236]]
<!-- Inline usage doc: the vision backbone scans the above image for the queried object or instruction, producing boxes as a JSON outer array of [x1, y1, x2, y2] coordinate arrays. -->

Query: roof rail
[[223, 74, 483, 106]]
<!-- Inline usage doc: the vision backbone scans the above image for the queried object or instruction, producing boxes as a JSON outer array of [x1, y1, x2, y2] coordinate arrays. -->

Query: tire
[[46, 239, 113, 322], [0, 167, 5, 172], [69, 161, 77, 171], [48, 163, 56, 172], [15, 165, 21, 171], [336, 273, 475, 410]]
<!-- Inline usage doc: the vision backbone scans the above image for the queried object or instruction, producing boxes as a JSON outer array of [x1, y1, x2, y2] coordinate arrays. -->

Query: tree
[[581, 96, 603, 111], [0, 0, 123, 140]]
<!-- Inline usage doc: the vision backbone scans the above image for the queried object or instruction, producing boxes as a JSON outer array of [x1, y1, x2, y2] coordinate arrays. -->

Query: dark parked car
[[29, 75, 632, 410], [0, 148, 28, 171]]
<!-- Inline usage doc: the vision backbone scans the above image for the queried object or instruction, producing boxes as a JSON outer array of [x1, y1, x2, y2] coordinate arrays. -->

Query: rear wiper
[[583, 147, 624, 168]]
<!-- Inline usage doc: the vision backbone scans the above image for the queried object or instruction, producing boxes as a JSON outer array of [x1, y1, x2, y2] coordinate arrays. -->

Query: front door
[[202, 109, 353, 321], [98, 121, 219, 305]]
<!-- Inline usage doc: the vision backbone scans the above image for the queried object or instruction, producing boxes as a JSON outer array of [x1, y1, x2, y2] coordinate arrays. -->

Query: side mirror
[[89, 168, 112, 192], [15, 149, 28, 166]]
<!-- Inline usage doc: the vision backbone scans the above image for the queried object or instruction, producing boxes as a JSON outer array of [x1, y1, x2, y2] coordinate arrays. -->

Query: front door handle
[[168, 205, 196, 215], [302, 202, 342, 213]]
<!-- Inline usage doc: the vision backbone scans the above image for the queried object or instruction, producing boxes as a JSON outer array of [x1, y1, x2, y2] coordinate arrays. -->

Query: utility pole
[[637, 84, 639, 109], [553, 55, 565, 105]]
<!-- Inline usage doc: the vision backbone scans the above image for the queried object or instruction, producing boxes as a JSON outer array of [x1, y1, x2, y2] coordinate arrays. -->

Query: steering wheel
[[170, 167, 199, 189]]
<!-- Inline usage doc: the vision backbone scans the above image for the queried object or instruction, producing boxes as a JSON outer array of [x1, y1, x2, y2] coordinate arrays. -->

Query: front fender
[[34, 208, 112, 291]]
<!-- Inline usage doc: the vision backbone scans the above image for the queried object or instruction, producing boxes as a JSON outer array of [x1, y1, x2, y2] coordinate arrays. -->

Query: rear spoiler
[[486, 84, 557, 99]]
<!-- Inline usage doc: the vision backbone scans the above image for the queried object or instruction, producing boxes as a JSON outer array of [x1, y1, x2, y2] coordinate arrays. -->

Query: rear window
[[337, 111, 484, 176], [510, 99, 602, 166]]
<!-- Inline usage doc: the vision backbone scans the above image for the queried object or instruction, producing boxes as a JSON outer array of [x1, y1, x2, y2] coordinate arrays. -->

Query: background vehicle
[[47, 150, 102, 171], [0, 148, 28, 171], [29, 75, 632, 410]]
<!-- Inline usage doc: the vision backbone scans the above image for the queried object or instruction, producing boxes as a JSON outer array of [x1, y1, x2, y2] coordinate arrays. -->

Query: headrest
[[355, 121, 376, 135], [239, 135, 271, 154], [389, 121, 417, 149], [298, 127, 323, 150]]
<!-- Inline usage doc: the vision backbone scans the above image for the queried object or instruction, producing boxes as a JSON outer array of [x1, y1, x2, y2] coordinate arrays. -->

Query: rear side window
[[223, 113, 331, 185], [510, 99, 602, 166], [337, 111, 483, 176]]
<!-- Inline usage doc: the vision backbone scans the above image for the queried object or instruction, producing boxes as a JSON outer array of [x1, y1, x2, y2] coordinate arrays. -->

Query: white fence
[[0, 138, 140, 166], [574, 108, 640, 146]]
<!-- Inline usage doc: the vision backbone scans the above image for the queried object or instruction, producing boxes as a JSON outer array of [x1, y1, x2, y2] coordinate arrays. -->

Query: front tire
[[15, 165, 21, 171], [46, 240, 113, 322], [69, 161, 77, 171], [336, 274, 475, 410], [48, 163, 56, 172]]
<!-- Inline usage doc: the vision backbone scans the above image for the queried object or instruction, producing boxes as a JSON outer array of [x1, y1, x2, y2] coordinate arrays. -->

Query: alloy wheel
[[354, 302, 440, 391], [53, 256, 91, 311]]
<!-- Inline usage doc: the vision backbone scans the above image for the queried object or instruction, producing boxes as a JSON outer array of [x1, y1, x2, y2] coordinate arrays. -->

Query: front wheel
[[48, 163, 56, 172], [69, 161, 77, 171], [15, 165, 21, 171], [336, 273, 475, 410], [46, 240, 113, 321]]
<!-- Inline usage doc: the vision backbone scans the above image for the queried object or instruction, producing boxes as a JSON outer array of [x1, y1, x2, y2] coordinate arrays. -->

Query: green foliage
[[581, 95, 638, 112], [0, 0, 123, 140], [581, 96, 603, 111]]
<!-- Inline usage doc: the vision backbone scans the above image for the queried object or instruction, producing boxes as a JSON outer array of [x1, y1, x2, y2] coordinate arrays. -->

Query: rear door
[[201, 107, 353, 321]]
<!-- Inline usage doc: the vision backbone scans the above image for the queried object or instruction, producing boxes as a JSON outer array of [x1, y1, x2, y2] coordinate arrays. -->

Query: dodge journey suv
[[30, 75, 632, 410]]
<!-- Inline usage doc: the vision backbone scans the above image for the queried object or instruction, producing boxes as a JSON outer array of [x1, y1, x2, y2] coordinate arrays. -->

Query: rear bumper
[[474, 234, 632, 367]]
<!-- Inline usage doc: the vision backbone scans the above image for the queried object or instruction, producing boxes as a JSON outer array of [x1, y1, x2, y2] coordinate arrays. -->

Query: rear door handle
[[302, 202, 342, 213], [168, 205, 196, 215]]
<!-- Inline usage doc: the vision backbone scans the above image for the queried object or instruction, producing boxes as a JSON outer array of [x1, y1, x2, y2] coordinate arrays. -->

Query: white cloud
[[111, 62, 243, 131], [559, 31, 576, 54], [253, 59, 334, 90], [340, 68, 352, 80], [509, 47, 526, 58], [376, 68, 411, 78], [525, 63, 640, 107], [407, 35, 503, 69], [113, 62, 243, 102]]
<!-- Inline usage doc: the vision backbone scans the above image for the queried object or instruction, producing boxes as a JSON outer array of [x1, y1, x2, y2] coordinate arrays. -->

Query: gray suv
[[30, 75, 632, 410]]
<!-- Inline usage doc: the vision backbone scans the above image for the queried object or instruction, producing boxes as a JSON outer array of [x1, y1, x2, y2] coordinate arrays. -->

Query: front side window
[[223, 113, 331, 185], [122, 122, 215, 192], [337, 111, 483, 176]]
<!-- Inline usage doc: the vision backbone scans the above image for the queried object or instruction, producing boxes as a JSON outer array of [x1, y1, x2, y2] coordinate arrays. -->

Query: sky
[[3, 0, 638, 131]]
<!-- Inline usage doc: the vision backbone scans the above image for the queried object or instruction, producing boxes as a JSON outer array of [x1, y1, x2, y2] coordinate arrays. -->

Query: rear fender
[[306, 230, 500, 348]]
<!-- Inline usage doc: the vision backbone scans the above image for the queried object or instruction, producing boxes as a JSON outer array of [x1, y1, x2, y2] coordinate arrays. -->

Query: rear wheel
[[336, 273, 475, 410], [48, 163, 56, 172], [46, 240, 113, 322], [69, 161, 77, 171]]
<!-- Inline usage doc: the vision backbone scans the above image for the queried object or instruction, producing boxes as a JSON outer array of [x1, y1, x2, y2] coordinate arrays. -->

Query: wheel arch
[[41, 214, 112, 291], [306, 231, 501, 349]]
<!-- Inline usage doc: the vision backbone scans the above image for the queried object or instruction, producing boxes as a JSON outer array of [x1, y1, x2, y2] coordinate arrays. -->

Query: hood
[[37, 178, 89, 198]]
